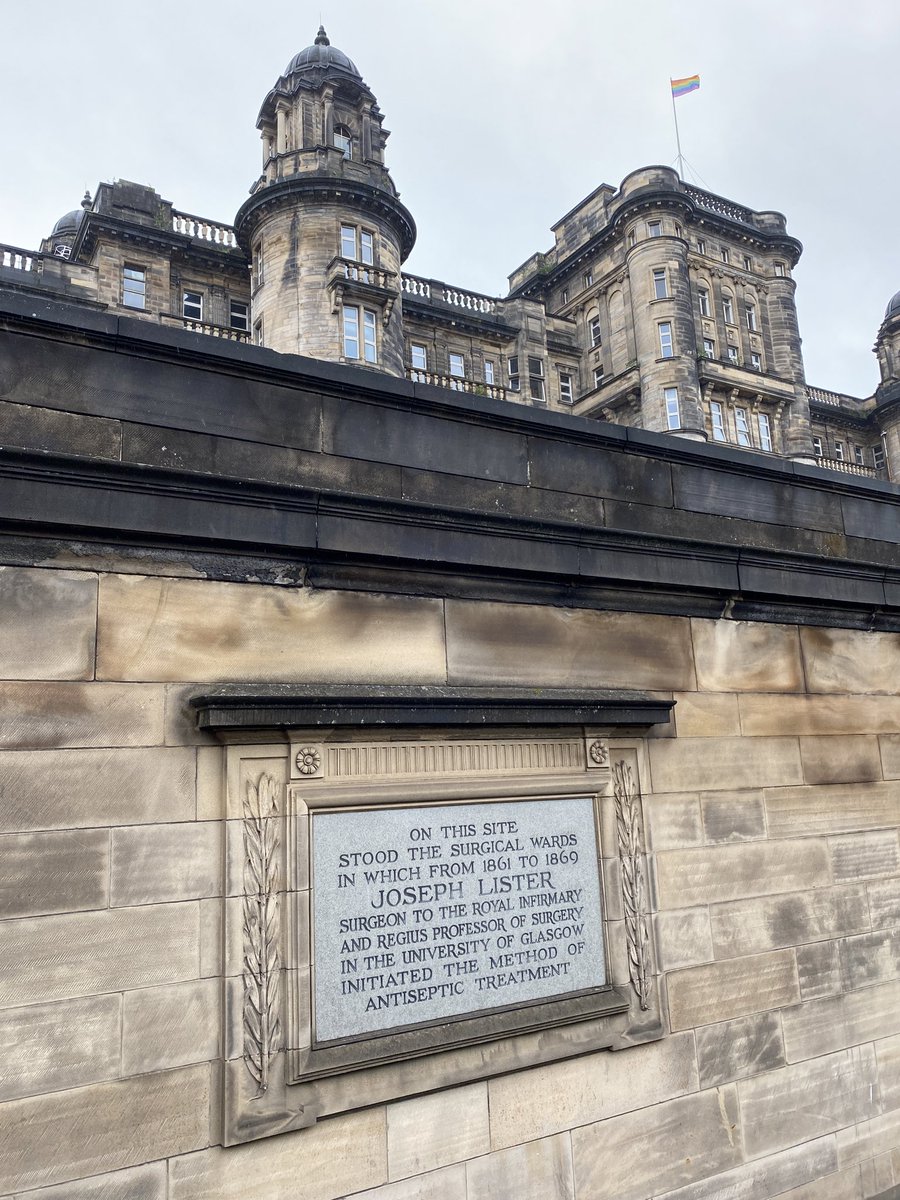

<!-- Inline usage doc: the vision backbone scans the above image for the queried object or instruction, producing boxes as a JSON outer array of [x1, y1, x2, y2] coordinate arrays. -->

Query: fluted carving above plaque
[[319, 738, 587, 781]]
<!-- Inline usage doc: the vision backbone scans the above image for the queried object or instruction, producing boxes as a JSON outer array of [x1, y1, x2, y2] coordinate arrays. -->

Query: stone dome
[[283, 27, 361, 81], [886, 290, 900, 320], [50, 208, 83, 237]]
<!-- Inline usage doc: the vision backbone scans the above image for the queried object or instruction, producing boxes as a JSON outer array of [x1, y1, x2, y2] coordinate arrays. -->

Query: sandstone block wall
[[1, 563, 898, 1199]]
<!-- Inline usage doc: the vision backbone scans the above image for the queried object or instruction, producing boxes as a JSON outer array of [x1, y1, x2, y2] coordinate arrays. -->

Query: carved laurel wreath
[[612, 760, 652, 1010], [242, 773, 282, 1097]]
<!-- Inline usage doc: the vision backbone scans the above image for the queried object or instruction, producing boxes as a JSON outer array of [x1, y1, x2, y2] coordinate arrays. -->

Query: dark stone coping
[[190, 685, 675, 731]]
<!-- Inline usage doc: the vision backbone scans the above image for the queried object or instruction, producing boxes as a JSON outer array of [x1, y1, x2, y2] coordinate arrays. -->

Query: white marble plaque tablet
[[311, 796, 606, 1042]]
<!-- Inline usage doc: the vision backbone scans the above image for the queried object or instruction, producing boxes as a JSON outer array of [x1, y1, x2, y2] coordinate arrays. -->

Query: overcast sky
[[1, 0, 897, 397]]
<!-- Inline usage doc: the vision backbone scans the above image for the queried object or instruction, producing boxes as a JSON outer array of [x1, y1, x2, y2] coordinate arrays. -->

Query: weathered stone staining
[[312, 798, 605, 1041]]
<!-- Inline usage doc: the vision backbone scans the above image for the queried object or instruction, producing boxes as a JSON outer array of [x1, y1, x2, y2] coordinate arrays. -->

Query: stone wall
[[0, 294, 898, 1199]]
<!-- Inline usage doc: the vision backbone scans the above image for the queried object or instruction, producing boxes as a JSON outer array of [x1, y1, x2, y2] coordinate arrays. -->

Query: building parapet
[[401, 273, 498, 315], [171, 211, 239, 248], [0, 243, 44, 275], [815, 455, 876, 478], [406, 367, 508, 402]]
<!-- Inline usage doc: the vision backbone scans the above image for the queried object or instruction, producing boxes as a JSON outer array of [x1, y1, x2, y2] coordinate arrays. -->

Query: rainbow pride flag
[[671, 75, 700, 98]]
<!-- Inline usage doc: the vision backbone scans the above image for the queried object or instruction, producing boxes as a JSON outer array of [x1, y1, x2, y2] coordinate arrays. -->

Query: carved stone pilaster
[[612, 760, 652, 1011], [242, 772, 282, 1097]]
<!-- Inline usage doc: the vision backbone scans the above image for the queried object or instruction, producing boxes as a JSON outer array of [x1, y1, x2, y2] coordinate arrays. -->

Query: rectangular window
[[723, 296, 735, 324], [182, 290, 203, 321], [230, 300, 249, 331], [484, 360, 495, 385], [745, 303, 757, 332], [710, 400, 726, 442], [528, 356, 545, 401], [362, 309, 377, 363], [628, 229, 636, 247], [813, 436, 823, 457], [697, 238, 706, 255], [703, 337, 715, 358], [343, 306, 378, 363], [559, 371, 574, 404], [658, 321, 674, 358], [758, 412, 773, 452], [653, 268, 668, 300], [721, 248, 729, 263], [698, 286, 710, 317], [734, 407, 751, 446], [340, 225, 357, 259], [664, 386, 680, 430], [648, 220, 662, 238], [775, 262, 786, 277], [854, 445, 864, 465], [874, 444, 885, 469], [254, 243, 265, 287], [743, 255, 752, 271], [561, 288, 568, 305], [589, 316, 602, 348], [449, 352, 465, 377], [253, 319, 263, 347], [583, 270, 593, 289], [750, 351, 762, 370], [593, 366, 604, 389], [360, 230, 374, 266], [507, 356, 520, 391], [410, 343, 427, 380], [122, 264, 146, 310], [834, 441, 845, 461], [727, 344, 739, 364]]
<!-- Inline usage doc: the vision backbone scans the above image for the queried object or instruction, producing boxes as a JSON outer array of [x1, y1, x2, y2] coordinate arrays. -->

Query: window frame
[[745, 302, 758, 332], [593, 366, 605, 390], [652, 268, 668, 300], [734, 406, 752, 447], [703, 337, 716, 359], [722, 294, 735, 325], [122, 264, 146, 311], [698, 286, 710, 317], [664, 386, 680, 430], [528, 356, 545, 402], [334, 126, 352, 159], [813, 436, 824, 457], [342, 305, 378, 364], [583, 269, 593, 290], [507, 356, 520, 392], [484, 360, 495, 386], [589, 315, 602, 348], [710, 400, 726, 442], [750, 351, 762, 371], [182, 290, 203, 322], [558, 371, 574, 405], [647, 220, 662, 238], [410, 343, 427, 379], [726, 344, 739, 365], [758, 412, 773, 452], [658, 321, 674, 359], [834, 441, 845, 462], [229, 300, 249, 332]]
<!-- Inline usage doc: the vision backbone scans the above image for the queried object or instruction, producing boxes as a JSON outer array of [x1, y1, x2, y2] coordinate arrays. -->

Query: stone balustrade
[[684, 185, 754, 227], [0, 244, 43, 273], [815, 455, 876, 478], [172, 211, 238, 247], [807, 386, 847, 407], [174, 316, 250, 342], [336, 258, 395, 290], [406, 368, 507, 402], [402, 273, 497, 314]]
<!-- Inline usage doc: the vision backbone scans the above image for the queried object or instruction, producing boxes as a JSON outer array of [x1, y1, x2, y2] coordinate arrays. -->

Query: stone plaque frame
[[214, 721, 664, 1146]]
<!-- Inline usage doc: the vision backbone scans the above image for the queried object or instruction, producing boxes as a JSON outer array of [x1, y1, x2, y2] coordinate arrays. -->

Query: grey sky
[[2, 0, 897, 397]]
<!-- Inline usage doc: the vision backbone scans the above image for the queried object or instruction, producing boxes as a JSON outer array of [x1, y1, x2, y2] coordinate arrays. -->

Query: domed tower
[[234, 27, 416, 375], [874, 290, 900, 478], [41, 192, 91, 259]]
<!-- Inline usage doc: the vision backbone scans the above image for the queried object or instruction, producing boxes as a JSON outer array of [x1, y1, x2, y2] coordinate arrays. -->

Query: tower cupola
[[234, 28, 415, 373]]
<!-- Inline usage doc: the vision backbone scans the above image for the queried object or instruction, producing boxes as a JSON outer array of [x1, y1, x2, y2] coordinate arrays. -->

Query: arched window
[[334, 126, 352, 159]]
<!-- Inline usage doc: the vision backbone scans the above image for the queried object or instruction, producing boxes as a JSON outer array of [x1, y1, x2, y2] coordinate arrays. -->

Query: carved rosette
[[588, 739, 609, 767], [612, 760, 652, 1011], [295, 746, 322, 777], [242, 773, 282, 1097]]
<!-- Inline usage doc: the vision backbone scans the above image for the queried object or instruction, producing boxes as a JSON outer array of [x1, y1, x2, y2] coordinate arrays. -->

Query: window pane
[[758, 413, 772, 452], [360, 231, 374, 266], [664, 387, 680, 430], [449, 353, 465, 377], [698, 287, 709, 316], [559, 373, 573, 403], [183, 291, 202, 320], [363, 309, 377, 363], [340, 225, 356, 258], [589, 317, 601, 347], [710, 401, 726, 442], [230, 301, 249, 330], [343, 305, 359, 358], [527, 356, 543, 377], [411, 344, 427, 370], [659, 322, 673, 358], [335, 130, 351, 158], [735, 408, 751, 446], [648, 221, 661, 237], [484, 361, 495, 385], [653, 269, 667, 300]]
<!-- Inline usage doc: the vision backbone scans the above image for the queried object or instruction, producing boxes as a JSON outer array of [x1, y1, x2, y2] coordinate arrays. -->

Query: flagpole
[[670, 81, 684, 178]]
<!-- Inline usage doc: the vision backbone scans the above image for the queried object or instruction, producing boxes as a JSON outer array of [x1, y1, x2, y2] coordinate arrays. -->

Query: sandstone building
[[0, 27, 899, 1200], [3, 27, 900, 481]]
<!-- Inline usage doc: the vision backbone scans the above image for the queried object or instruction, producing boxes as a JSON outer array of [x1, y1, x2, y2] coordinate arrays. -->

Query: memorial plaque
[[311, 796, 606, 1042]]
